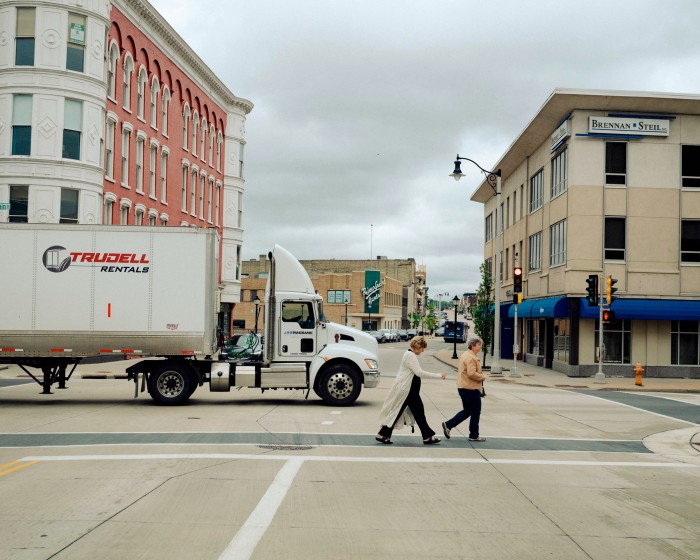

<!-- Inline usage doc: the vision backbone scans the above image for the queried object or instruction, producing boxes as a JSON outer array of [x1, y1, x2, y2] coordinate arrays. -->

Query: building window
[[605, 217, 626, 260], [120, 204, 129, 225], [215, 182, 221, 226], [237, 191, 243, 228], [181, 164, 189, 212], [60, 189, 79, 223], [529, 168, 543, 213], [207, 177, 213, 223], [681, 145, 700, 188], [551, 148, 567, 198], [121, 126, 131, 187], [549, 219, 566, 267], [149, 142, 157, 198], [208, 125, 215, 165], [148, 212, 156, 226], [122, 55, 134, 111], [681, 220, 700, 263], [62, 99, 82, 160], [137, 68, 147, 120], [135, 207, 144, 225], [12, 94, 32, 156], [217, 132, 223, 171], [66, 13, 86, 72], [528, 232, 542, 272], [190, 169, 197, 215], [182, 105, 190, 150], [15, 7, 35, 66], [135, 136, 144, 193], [9, 186, 29, 222], [199, 173, 205, 218], [192, 112, 199, 156], [107, 44, 118, 99], [105, 117, 117, 179], [161, 88, 170, 136], [485, 213, 493, 242], [150, 77, 159, 128], [160, 150, 168, 203], [104, 198, 114, 224], [595, 318, 631, 364], [160, 214, 168, 226], [605, 142, 626, 185], [200, 119, 207, 162], [553, 318, 570, 363], [671, 321, 699, 365]]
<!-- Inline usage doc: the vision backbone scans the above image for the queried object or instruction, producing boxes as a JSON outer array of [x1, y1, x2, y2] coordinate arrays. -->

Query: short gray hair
[[467, 336, 482, 350]]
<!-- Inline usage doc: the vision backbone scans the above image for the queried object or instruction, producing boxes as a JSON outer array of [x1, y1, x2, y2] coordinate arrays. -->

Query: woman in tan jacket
[[441, 336, 487, 442]]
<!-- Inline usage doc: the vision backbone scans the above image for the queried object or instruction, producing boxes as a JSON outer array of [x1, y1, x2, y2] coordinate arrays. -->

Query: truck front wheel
[[147, 362, 195, 405], [317, 364, 361, 406]]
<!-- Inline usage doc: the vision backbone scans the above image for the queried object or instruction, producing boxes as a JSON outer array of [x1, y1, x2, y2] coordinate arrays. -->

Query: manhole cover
[[257, 444, 313, 451]]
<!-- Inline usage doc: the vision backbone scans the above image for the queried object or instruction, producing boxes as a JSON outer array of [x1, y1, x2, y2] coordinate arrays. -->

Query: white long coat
[[378, 349, 442, 431]]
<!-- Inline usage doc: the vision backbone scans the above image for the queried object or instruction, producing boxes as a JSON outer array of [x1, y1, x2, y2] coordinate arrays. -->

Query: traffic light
[[585, 274, 599, 306], [513, 266, 523, 293], [602, 309, 616, 323], [512, 292, 522, 305], [606, 276, 618, 304]]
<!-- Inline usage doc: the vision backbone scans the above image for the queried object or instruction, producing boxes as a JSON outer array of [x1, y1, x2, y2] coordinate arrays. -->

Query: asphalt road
[[1, 343, 699, 560]]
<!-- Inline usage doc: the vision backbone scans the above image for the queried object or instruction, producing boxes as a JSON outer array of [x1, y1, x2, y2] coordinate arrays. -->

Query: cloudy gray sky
[[150, 0, 700, 298]]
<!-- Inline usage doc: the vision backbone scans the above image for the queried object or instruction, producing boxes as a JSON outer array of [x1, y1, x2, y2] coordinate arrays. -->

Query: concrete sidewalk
[[432, 348, 700, 393]]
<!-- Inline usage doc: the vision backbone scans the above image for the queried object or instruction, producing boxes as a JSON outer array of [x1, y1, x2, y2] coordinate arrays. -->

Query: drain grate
[[257, 444, 313, 451]]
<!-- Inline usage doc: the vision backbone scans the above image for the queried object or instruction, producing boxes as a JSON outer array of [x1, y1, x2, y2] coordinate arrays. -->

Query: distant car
[[434, 327, 445, 337], [368, 330, 385, 343], [398, 329, 408, 341], [220, 333, 263, 361], [407, 329, 418, 339], [378, 329, 395, 342], [391, 329, 401, 342]]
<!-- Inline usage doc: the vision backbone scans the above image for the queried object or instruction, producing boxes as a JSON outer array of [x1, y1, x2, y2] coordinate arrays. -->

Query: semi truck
[[0, 224, 380, 406]]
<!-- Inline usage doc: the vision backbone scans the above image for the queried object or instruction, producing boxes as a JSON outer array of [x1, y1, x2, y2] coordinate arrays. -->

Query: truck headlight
[[364, 359, 378, 369]]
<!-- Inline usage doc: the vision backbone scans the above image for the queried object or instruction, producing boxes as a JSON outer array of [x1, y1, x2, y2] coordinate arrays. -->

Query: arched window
[[208, 124, 215, 166], [150, 76, 159, 128], [200, 118, 207, 163], [182, 104, 190, 150], [137, 67, 147, 119], [161, 87, 171, 136], [216, 131, 223, 172], [192, 111, 199, 156], [122, 55, 134, 110], [107, 43, 119, 99]]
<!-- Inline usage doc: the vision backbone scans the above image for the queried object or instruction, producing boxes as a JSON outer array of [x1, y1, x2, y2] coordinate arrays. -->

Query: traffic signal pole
[[595, 274, 606, 384]]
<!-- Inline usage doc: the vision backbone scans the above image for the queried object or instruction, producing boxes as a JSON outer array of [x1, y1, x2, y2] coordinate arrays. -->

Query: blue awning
[[508, 297, 570, 318], [579, 299, 700, 320]]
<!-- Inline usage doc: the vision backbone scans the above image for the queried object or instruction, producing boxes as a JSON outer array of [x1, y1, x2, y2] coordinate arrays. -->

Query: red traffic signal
[[602, 309, 616, 323], [513, 266, 523, 293]]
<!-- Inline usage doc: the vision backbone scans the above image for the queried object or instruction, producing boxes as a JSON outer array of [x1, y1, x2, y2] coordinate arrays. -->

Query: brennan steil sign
[[589, 116, 670, 136]]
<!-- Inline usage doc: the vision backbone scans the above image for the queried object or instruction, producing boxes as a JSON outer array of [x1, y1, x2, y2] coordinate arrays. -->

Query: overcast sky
[[150, 0, 700, 298]]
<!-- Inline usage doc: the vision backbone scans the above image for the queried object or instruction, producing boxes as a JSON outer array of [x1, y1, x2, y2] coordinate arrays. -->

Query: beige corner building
[[470, 89, 700, 378]]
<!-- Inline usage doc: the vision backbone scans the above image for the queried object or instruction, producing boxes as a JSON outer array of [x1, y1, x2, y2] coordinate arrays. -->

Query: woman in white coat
[[376, 336, 446, 445]]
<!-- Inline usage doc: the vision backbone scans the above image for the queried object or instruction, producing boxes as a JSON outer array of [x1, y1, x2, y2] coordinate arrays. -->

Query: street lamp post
[[344, 298, 349, 326], [451, 155, 503, 374], [451, 295, 460, 359], [253, 296, 261, 335]]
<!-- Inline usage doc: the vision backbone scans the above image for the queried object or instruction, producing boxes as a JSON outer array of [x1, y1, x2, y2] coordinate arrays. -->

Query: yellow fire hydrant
[[634, 362, 644, 386]]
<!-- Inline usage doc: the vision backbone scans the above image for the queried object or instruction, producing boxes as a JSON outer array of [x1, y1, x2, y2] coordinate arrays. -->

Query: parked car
[[398, 329, 408, 341], [379, 329, 395, 342], [407, 329, 418, 339], [434, 327, 445, 337], [368, 330, 385, 343], [391, 329, 402, 342]]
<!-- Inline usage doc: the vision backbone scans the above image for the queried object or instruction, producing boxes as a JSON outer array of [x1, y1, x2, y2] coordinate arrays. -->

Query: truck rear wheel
[[147, 362, 195, 405], [317, 364, 361, 406]]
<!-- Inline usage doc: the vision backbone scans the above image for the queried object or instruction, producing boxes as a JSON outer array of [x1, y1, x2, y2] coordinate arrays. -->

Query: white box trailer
[[0, 224, 379, 406]]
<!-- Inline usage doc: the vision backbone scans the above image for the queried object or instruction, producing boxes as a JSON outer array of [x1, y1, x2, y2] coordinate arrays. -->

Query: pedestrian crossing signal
[[602, 309, 615, 323]]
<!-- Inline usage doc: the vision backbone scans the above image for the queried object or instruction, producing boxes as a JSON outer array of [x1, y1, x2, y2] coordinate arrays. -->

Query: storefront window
[[671, 321, 699, 365], [527, 319, 545, 356], [595, 318, 631, 363], [553, 318, 570, 363]]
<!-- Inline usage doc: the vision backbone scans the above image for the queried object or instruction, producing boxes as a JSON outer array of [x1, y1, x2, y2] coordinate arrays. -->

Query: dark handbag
[[481, 383, 486, 397]]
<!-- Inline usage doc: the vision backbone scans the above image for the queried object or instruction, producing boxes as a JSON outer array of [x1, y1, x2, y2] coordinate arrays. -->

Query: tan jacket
[[456, 349, 486, 390]]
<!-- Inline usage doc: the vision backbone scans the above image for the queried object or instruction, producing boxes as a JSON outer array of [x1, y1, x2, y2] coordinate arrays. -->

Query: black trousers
[[379, 376, 436, 440]]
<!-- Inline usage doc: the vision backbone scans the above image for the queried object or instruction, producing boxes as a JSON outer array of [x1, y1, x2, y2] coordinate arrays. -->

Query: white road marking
[[320, 421, 334, 425], [20, 453, 698, 468], [217, 458, 304, 560]]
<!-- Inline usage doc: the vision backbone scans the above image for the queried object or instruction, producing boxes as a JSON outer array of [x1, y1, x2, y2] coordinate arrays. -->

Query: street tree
[[472, 262, 493, 367]]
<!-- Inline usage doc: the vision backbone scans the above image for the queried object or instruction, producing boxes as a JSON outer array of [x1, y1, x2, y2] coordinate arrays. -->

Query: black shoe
[[442, 422, 451, 439], [423, 437, 441, 445], [375, 435, 393, 444], [468, 436, 486, 442]]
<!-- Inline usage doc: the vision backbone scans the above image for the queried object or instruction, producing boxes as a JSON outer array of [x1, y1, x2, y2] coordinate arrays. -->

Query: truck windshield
[[317, 301, 327, 323]]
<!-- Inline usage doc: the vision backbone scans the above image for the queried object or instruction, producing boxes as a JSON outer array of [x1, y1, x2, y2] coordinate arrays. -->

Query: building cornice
[[112, 0, 253, 114]]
